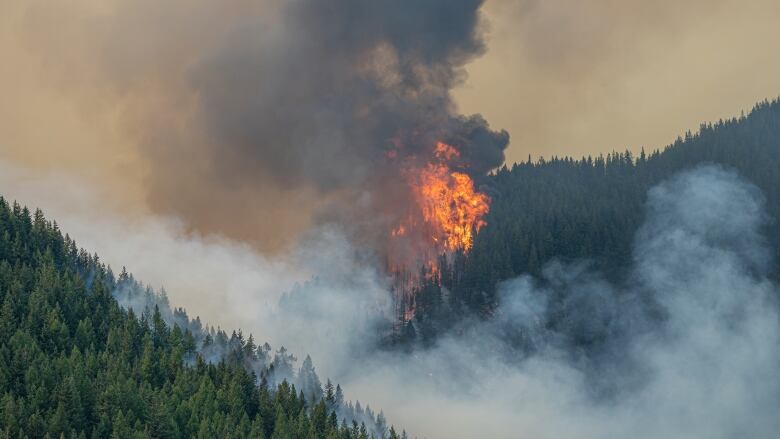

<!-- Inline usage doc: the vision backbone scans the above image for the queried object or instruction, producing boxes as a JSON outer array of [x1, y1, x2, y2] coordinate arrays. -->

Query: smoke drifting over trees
[[4, 146, 780, 438], [305, 166, 780, 438]]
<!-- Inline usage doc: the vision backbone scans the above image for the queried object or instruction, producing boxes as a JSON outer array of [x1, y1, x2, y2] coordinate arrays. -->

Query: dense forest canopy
[[403, 98, 780, 342]]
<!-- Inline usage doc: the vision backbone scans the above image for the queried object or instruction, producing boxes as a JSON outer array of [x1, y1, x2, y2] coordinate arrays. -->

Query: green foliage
[[0, 199, 403, 438]]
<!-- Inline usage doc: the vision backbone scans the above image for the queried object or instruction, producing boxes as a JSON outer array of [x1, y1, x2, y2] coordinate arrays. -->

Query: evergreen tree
[[0, 199, 405, 438]]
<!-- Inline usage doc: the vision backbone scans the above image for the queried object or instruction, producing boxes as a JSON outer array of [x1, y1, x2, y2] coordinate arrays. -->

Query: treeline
[[0, 199, 405, 438], [400, 98, 780, 344]]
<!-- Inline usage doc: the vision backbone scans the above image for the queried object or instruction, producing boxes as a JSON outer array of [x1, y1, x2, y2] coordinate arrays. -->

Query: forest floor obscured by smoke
[[2, 159, 778, 439]]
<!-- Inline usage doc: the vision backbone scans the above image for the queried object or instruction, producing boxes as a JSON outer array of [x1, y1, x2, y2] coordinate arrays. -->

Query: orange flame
[[411, 142, 490, 253], [413, 168, 488, 252], [387, 141, 491, 320]]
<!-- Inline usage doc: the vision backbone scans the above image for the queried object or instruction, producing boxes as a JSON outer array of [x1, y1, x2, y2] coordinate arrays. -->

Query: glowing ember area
[[410, 142, 490, 253], [388, 141, 491, 280], [386, 141, 492, 320]]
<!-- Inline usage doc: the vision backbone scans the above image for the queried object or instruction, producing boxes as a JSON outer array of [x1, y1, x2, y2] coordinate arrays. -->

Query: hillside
[[3, 98, 779, 436], [405, 98, 780, 341], [0, 200, 403, 438]]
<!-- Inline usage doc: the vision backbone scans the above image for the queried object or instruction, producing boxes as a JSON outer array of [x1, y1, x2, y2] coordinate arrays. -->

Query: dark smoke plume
[[191, 0, 508, 191]]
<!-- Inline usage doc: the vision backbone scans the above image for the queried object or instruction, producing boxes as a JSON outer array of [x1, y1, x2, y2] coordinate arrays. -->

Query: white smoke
[[2, 157, 779, 438], [345, 165, 780, 438], [0, 157, 387, 377]]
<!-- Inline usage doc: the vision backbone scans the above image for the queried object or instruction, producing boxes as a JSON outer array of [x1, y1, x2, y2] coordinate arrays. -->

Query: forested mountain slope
[[408, 98, 780, 339], [0, 200, 403, 438]]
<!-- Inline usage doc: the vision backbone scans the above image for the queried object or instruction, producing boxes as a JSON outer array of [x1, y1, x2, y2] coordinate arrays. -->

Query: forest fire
[[387, 140, 492, 319], [411, 142, 490, 253]]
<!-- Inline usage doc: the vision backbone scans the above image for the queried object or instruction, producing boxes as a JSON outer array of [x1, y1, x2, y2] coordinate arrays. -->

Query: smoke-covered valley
[[3, 157, 778, 438]]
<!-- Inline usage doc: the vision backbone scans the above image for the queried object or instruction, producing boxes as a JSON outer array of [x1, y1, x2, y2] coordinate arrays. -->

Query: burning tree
[[386, 139, 495, 321]]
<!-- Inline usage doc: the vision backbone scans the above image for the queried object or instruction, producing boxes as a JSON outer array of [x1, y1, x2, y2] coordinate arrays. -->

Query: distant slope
[[0, 200, 403, 438], [408, 98, 780, 339]]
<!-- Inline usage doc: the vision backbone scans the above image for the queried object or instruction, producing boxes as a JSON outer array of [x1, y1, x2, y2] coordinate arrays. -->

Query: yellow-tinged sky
[[456, 0, 780, 164]]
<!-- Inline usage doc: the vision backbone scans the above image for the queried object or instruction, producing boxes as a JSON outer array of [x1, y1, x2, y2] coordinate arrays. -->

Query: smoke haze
[[343, 165, 780, 438], [4, 154, 779, 438], [3, 0, 780, 436]]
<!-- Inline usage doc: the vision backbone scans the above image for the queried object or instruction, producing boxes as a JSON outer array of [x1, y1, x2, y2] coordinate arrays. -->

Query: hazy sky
[[2, 0, 780, 245], [456, 0, 780, 164]]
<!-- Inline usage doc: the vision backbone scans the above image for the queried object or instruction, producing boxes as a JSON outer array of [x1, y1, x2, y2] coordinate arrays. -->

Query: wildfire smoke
[[20, 0, 509, 314]]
